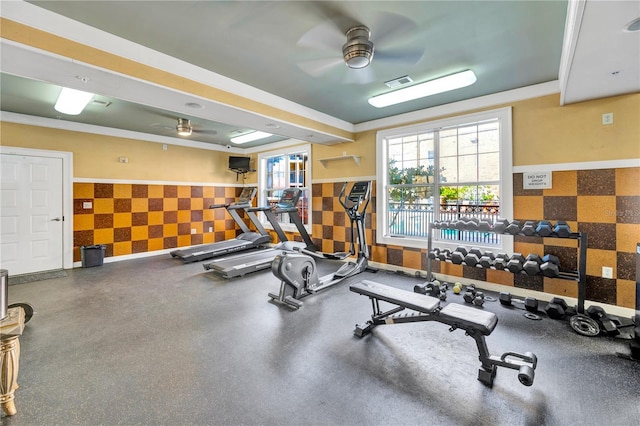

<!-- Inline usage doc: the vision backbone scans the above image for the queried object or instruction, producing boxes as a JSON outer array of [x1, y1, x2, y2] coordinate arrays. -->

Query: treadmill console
[[236, 187, 258, 204], [348, 181, 371, 203], [276, 188, 302, 209]]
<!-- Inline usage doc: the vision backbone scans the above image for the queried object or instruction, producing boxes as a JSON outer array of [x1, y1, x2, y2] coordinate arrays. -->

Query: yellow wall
[[305, 92, 640, 179], [3, 92, 638, 183], [511, 93, 640, 166], [0, 122, 237, 183]]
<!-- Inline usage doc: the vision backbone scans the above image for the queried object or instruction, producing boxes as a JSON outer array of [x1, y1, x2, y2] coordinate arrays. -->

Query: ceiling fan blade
[[193, 129, 218, 135], [375, 48, 425, 66], [297, 57, 344, 77], [370, 12, 418, 50], [297, 19, 345, 51]]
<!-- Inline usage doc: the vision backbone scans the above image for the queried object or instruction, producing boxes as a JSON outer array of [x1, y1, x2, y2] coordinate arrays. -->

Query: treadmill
[[170, 186, 271, 263], [202, 188, 316, 278]]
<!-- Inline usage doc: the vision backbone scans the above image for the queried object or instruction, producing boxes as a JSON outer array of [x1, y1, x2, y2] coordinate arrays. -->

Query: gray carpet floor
[[3, 253, 639, 425]]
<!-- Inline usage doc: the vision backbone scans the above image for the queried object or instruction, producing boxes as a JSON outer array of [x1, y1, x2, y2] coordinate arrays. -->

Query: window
[[258, 145, 311, 232], [376, 107, 513, 251]]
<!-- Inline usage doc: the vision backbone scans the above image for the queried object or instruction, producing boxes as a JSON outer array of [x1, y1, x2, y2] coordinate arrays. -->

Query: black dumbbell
[[479, 254, 494, 269], [521, 221, 537, 236], [507, 253, 525, 273], [437, 249, 452, 261], [493, 253, 510, 270], [428, 248, 440, 260], [464, 248, 483, 266], [554, 221, 572, 237], [535, 220, 553, 237], [499, 292, 539, 312], [453, 220, 467, 230], [465, 217, 480, 231], [545, 297, 569, 319], [504, 220, 522, 235], [492, 218, 510, 234], [451, 247, 468, 265], [478, 220, 492, 232], [473, 291, 485, 307], [462, 284, 477, 303], [464, 253, 480, 267], [540, 254, 560, 278], [523, 254, 542, 275]]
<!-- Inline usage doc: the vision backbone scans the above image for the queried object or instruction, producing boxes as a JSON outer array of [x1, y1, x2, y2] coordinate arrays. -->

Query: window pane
[[439, 156, 458, 183], [439, 132, 457, 157], [458, 154, 478, 183], [458, 125, 478, 156], [478, 152, 500, 181], [478, 122, 499, 153]]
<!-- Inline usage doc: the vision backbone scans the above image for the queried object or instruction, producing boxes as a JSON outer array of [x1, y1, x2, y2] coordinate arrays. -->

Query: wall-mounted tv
[[229, 156, 251, 172]]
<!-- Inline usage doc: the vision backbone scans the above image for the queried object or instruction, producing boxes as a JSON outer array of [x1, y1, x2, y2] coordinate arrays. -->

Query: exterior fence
[[388, 201, 501, 245]]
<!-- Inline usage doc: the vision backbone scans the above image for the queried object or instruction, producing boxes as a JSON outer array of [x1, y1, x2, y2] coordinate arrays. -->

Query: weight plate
[[523, 312, 542, 321], [570, 314, 600, 337]]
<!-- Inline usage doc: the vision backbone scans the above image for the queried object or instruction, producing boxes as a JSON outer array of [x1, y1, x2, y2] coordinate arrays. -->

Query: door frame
[[1, 146, 74, 270]]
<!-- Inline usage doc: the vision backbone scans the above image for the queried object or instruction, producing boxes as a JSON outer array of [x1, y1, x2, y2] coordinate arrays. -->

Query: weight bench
[[350, 280, 538, 387]]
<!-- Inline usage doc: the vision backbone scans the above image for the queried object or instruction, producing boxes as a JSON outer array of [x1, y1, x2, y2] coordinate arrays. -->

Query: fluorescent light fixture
[[368, 70, 477, 108], [230, 131, 272, 144], [54, 87, 94, 115]]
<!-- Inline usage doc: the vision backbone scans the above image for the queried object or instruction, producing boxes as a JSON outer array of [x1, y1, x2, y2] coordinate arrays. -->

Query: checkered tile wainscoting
[[73, 183, 244, 261], [311, 167, 639, 308], [506, 167, 639, 308], [75, 168, 638, 308]]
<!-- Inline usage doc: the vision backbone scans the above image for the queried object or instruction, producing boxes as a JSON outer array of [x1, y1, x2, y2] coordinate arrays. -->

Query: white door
[[0, 154, 64, 275]]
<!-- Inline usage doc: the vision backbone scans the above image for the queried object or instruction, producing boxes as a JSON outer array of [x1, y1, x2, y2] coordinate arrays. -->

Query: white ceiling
[[0, 0, 638, 150]]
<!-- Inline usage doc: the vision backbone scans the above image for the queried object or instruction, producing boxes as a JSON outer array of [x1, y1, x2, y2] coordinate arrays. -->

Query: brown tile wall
[[310, 167, 639, 309], [73, 183, 244, 261]]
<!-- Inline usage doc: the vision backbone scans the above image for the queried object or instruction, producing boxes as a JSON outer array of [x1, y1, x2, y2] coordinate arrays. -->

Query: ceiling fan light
[[176, 118, 192, 136], [54, 87, 94, 115], [368, 70, 477, 108], [230, 131, 272, 144], [343, 26, 374, 69]]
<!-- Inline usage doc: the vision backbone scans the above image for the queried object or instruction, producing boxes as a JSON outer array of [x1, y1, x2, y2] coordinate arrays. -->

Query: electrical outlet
[[602, 266, 613, 279], [602, 113, 613, 125], [191, 228, 196, 235], [82, 201, 92, 209], [208, 227, 213, 233]]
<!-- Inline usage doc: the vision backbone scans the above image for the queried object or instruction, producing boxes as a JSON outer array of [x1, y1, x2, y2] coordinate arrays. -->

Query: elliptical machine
[[269, 181, 372, 309]]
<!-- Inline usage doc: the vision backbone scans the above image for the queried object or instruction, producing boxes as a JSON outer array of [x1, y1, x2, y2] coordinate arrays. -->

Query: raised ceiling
[[1, 1, 638, 150]]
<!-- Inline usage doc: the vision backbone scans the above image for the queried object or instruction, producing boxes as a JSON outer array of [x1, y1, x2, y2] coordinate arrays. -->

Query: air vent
[[384, 75, 413, 88], [92, 99, 112, 107]]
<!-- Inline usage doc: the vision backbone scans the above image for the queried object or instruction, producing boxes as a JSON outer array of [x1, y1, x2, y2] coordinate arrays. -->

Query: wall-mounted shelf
[[318, 155, 361, 168]]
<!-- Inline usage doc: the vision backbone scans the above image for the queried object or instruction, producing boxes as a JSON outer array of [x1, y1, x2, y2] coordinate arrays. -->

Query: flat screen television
[[229, 156, 251, 172]]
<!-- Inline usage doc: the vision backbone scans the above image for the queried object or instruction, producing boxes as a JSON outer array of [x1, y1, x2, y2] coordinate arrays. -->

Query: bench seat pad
[[439, 303, 498, 335], [350, 280, 440, 313]]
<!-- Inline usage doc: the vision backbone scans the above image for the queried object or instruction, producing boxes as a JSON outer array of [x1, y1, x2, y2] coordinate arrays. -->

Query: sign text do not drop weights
[[523, 172, 552, 189]]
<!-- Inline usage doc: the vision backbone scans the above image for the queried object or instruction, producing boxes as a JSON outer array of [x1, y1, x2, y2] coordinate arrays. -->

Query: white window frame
[[258, 144, 312, 234], [376, 107, 513, 253]]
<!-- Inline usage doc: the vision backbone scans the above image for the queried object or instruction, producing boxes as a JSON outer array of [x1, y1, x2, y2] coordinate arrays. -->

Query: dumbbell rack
[[426, 222, 588, 314]]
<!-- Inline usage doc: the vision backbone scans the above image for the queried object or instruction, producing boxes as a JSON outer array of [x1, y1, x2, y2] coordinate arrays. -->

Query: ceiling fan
[[296, 12, 424, 84], [151, 117, 217, 137]]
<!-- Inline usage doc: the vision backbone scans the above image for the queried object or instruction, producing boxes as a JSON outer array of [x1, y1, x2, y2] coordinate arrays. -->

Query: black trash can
[[81, 245, 106, 268]]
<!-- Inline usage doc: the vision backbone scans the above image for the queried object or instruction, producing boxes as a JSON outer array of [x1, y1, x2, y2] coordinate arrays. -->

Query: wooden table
[[0, 306, 26, 416]]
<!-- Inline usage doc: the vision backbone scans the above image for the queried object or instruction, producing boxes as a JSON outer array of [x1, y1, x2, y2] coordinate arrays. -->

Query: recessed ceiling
[[1, 1, 638, 150]]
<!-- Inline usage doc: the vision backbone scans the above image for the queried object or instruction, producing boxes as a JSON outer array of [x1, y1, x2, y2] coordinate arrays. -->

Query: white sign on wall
[[523, 172, 552, 189]]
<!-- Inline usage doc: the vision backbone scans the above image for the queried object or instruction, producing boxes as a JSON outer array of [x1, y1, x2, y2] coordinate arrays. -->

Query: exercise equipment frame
[[350, 280, 538, 387]]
